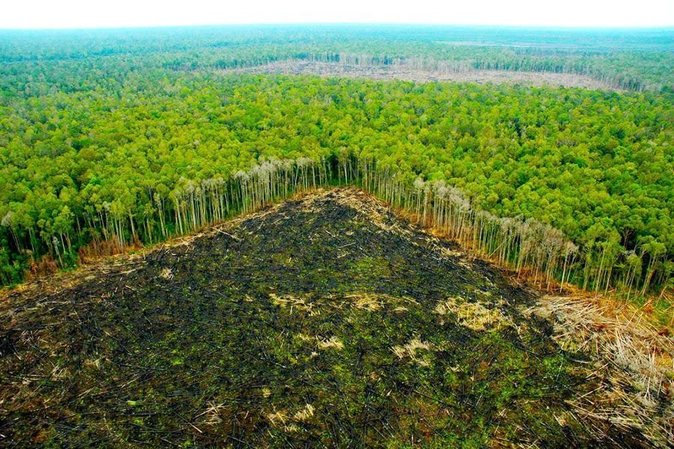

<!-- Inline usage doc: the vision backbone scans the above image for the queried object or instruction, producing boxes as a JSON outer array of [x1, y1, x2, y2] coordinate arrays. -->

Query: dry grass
[[343, 292, 419, 312], [266, 409, 289, 427], [316, 336, 344, 351], [392, 338, 433, 366], [196, 401, 229, 426], [269, 293, 317, 315], [435, 296, 512, 331], [297, 332, 344, 351], [530, 294, 674, 446]]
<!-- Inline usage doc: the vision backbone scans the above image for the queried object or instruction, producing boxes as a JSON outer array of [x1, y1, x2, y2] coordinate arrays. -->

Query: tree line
[[4, 150, 668, 300]]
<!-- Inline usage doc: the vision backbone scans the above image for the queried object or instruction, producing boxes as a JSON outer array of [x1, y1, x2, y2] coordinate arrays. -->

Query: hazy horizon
[[2, 23, 674, 32], [2, 0, 673, 30]]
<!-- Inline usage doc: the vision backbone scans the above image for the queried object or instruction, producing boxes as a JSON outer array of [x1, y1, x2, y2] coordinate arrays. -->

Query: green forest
[[0, 26, 673, 307]]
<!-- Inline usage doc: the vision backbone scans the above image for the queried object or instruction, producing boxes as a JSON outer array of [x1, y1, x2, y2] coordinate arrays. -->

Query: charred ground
[[0, 189, 666, 448]]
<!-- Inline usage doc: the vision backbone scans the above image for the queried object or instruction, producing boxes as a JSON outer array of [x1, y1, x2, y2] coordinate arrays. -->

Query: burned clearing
[[0, 189, 671, 448]]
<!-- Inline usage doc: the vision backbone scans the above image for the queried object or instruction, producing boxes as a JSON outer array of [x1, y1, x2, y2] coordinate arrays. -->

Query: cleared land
[[228, 60, 618, 90], [1, 189, 671, 448]]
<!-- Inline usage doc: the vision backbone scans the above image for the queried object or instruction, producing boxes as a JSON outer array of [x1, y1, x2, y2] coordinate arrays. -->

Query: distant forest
[[0, 26, 672, 309]]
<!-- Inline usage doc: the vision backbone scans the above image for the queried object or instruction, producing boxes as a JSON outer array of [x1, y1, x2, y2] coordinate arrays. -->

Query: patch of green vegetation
[[348, 256, 392, 279]]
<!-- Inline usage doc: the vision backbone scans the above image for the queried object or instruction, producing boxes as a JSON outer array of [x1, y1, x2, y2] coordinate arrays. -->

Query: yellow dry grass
[[434, 296, 512, 331], [293, 404, 315, 422], [530, 294, 674, 445], [392, 338, 433, 367], [344, 292, 382, 311], [269, 293, 316, 315], [316, 336, 344, 351]]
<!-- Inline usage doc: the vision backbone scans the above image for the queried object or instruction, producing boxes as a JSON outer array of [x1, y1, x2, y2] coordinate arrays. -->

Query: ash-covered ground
[[0, 189, 663, 448]]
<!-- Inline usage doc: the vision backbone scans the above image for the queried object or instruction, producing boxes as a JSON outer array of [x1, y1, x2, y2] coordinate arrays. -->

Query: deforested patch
[[266, 409, 289, 427], [293, 403, 316, 422], [269, 292, 317, 315], [0, 188, 663, 448], [343, 292, 419, 312], [225, 60, 620, 91], [345, 292, 383, 311]]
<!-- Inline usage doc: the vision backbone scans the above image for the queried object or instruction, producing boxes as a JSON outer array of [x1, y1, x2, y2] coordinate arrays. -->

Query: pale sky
[[1, 0, 673, 29]]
